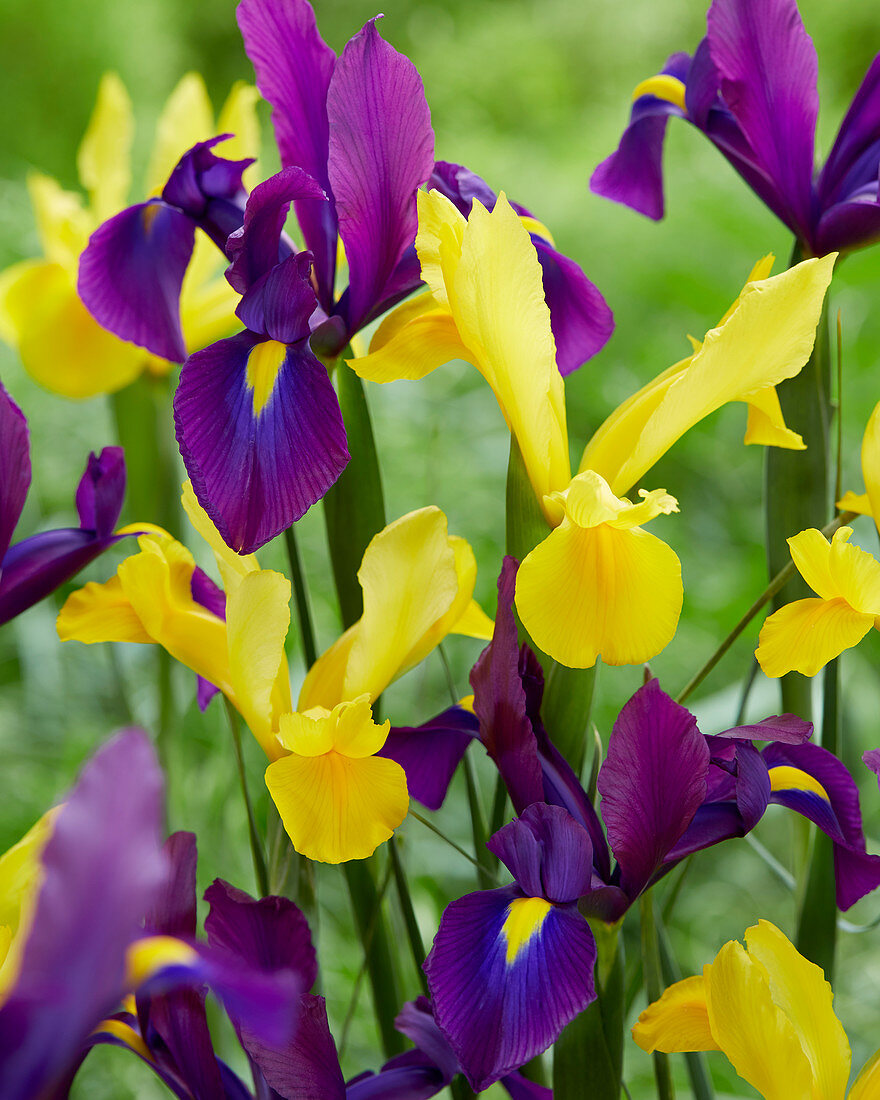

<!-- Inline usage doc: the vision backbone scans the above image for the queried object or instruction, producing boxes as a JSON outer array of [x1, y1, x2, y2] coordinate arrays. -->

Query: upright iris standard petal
[[78, 199, 196, 361], [236, 0, 338, 305], [706, 0, 819, 243], [328, 17, 434, 335], [598, 679, 709, 898], [0, 381, 30, 563], [0, 730, 166, 1100], [174, 330, 349, 554]]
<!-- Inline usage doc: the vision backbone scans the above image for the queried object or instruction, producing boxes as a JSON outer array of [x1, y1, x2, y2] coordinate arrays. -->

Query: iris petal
[[632, 975, 719, 1053], [756, 597, 874, 678]]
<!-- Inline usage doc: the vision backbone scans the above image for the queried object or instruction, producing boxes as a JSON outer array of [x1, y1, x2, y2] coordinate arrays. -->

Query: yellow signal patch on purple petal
[[124, 934, 199, 989], [501, 896, 553, 965], [246, 339, 287, 416], [767, 766, 831, 802], [632, 74, 687, 111]]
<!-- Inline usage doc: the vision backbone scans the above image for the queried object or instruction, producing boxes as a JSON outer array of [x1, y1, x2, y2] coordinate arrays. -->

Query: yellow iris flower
[[57, 486, 491, 863], [0, 72, 259, 398], [757, 402, 880, 678], [633, 920, 880, 1100], [349, 190, 835, 669]]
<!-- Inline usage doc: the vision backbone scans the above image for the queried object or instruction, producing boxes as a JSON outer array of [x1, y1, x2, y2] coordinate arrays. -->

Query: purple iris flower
[[430, 161, 614, 374], [590, 0, 880, 256], [77, 2, 434, 552], [419, 557, 880, 1089], [0, 379, 131, 625]]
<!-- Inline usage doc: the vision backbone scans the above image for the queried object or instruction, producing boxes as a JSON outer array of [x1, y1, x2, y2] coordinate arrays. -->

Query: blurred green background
[[3, 0, 880, 1096]]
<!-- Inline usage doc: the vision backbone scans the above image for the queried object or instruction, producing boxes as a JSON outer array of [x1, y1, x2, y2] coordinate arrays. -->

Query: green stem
[[677, 511, 855, 705], [283, 525, 318, 669], [765, 257, 831, 720], [343, 858, 404, 1058], [223, 698, 268, 898], [389, 837, 429, 996], [463, 754, 495, 888], [323, 360, 386, 628], [639, 891, 675, 1100]]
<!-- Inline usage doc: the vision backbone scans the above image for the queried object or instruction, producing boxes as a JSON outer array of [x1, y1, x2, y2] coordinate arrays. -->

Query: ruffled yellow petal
[[744, 387, 805, 449], [516, 507, 683, 669], [227, 570, 292, 760], [632, 975, 719, 1054], [580, 255, 835, 495], [827, 527, 880, 614], [350, 307, 470, 383], [145, 73, 214, 196], [265, 713, 407, 864], [0, 806, 60, 1006], [849, 1048, 880, 1100], [756, 597, 874, 678], [2, 261, 144, 398], [787, 527, 839, 600], [117, 534, 232, 694], [453, 194, 570, 507], [26, 173, 91, 269], [298, 627, 356, 712], [57, 574, 153, 645], [744, 920, 849, 1100], [705, 940, 813, 1100], [77, 72, 133, 223]]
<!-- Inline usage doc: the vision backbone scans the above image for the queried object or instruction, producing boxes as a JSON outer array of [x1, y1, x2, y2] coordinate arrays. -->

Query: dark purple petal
[[819, 54, 880, 206], [533, 239, 613, 374], [597, 680, 709, 900], [661, 801, 746, 864], [237, 0, 338, 307], [863, 747, 880, 781], [429, 161, 498, 213], [143, 987, 226, 1100], [243, 993, 345, 1100], [174, 331, 349, 553], [589, 53, 691, 219], [226, 166, 326, 296], [487, 804, 594, 904], [379, 706, 478, 811], [328, 17, 434, 335], [732, 742, 770, 832], [470, 557, 545, 815], [0, 381, 30, 562], [706, 0, 818, 243], [500, 1073, 553, 1100], [0, 526, 129, 626], [74, 446, 125, 536], [394, 997, 459, 1085], [237, 252, 318, 344], [147, 831, 198, 938], [715, 713, 812, 744], [424, 886, 596, 1092], [814, 196, 880, 256], [78, 200, 195, 362], [345, 1053, 447, 1100], [0, 729, 166, 1100], [764, 741, 880, 909], [162, 136, 252, 217], [204, 879, 318, 992]]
